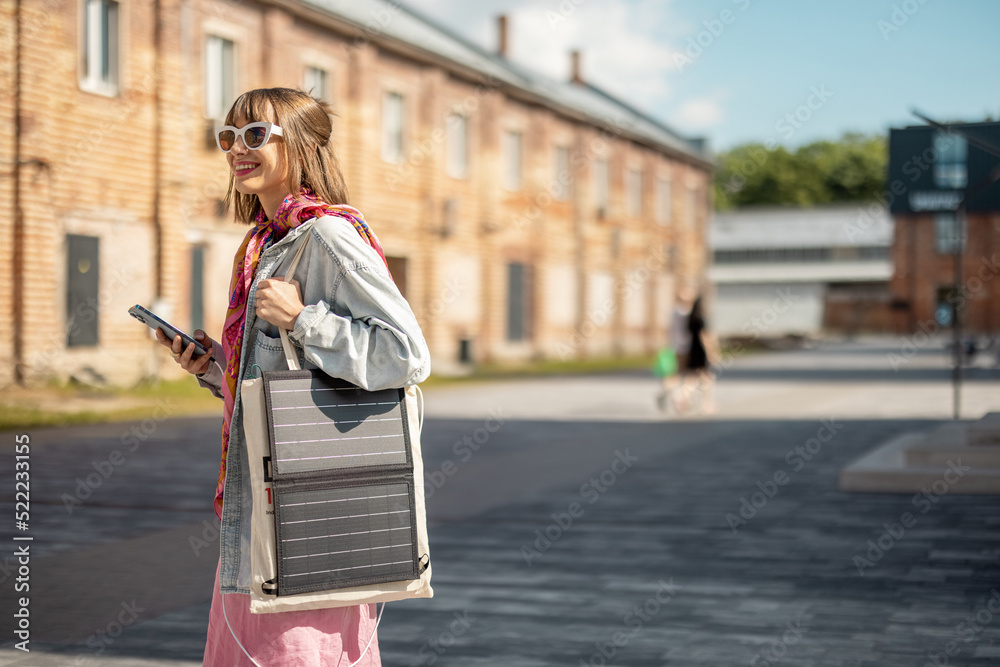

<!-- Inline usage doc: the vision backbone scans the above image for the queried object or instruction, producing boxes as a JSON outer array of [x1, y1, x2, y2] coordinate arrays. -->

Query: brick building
[[1, 0, 712, 387], [887, 122, 1000, 335]]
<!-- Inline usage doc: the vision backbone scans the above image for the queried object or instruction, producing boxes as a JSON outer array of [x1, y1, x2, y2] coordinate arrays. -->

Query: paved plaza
[[1, 337, 1000, 666]]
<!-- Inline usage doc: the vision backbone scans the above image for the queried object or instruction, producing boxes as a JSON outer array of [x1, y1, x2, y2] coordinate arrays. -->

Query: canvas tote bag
[[241, 231, 432, 614]]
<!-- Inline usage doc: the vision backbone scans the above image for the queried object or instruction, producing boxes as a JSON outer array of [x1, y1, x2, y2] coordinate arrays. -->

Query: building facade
[[887, 122, 1000, 335], [709, 204, 895, 338], [1, 0, 712, 386]]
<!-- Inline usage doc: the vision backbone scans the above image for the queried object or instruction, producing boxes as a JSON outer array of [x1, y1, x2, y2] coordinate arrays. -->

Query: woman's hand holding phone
[[155, 328, 218, 376]]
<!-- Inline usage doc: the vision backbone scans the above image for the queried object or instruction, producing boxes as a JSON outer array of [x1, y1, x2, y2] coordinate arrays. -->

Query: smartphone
[[128, 305, 209, 357]]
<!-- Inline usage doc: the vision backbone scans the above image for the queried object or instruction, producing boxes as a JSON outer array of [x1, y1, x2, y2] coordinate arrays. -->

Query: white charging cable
[[222, 593, 385, 667], [414, 385, 424, 433]]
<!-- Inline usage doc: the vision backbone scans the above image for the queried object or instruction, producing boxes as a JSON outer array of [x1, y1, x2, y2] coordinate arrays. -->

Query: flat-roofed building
[[710, 204, 894, 338]]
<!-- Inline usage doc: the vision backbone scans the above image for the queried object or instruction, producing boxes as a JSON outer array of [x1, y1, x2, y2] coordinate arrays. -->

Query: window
[[190, 246, 205, 333], [446, 114, 468, 179], [304, 66, 328, 102], [506, 262, 533, 341], [933, 131, 968, 189], [553, 146, 570, 200], [594, 159, 609, 213], [502, 131, 522, 191], [857, 246, 891, 260], [713, 247, 841, 264], [934, 212, 965, 254], [655, 178, 672, 225], [686, 186, 699, 226], [381, 92, 404, 163], [205, 35, 236, 119], [81, 0, 119, 95], [627, 168, 643, 217], [67, 235, 100, 347]]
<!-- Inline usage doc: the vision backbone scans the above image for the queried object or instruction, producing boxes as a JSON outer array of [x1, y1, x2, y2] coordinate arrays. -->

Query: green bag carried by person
[[652, 347, 679, 378]]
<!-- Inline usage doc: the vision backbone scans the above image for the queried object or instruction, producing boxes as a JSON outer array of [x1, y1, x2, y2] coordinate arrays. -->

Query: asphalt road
[[1, 337, 999, 666]]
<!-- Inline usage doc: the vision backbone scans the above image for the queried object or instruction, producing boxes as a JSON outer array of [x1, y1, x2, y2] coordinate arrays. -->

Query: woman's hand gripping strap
[[277, 231, 312, 372]]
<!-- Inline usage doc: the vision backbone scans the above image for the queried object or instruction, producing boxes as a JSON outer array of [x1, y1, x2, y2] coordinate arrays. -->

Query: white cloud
[[505, 1, 677, 106], [403, 0, 688, 125], [670, 96, 726, 132]]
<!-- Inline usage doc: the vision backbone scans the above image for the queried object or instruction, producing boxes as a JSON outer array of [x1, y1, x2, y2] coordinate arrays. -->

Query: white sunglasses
[[215, 121, 283, 152]]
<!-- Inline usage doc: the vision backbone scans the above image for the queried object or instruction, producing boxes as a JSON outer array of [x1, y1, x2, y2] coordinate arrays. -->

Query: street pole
[[952, 205, 964, 420]]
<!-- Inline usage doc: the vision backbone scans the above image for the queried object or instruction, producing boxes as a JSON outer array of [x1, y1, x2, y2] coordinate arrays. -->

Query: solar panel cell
[[263, 371, 421, 596]]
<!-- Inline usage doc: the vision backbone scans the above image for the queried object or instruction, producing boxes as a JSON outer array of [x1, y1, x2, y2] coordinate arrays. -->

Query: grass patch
[[119, 376, 221, 400], [0, 407, 119, 432], [0, 376, 220, 432]]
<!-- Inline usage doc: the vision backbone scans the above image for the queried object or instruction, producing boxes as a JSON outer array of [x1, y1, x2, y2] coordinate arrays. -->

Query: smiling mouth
[[235, 164, 260, 176]]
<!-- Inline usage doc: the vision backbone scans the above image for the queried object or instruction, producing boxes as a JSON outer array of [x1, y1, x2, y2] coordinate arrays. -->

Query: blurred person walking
[[155, 87, 429, 666], [656, 288, 694, 414], [679, 296, 719, 415]]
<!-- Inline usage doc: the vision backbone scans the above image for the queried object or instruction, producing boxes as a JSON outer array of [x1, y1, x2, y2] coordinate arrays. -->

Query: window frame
[[446, 113, 468, 179], [204, 34, 237, 120], [79, 0, 121, 97], [304, 65, 329, 103], [553, 145, 570, 201], [933, 131, 968, 190], [655, 177, 672, 225], [502, 130, 522, 191], [381, 91, 405, 163], [686, 185, 699, 227], [934, 211, 966, 255], [593, 158, 609, 213], [627, 167, 643, 217]]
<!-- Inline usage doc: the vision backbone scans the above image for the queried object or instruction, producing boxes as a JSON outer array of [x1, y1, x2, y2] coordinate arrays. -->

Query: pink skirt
[[203, 557, 382, 666]]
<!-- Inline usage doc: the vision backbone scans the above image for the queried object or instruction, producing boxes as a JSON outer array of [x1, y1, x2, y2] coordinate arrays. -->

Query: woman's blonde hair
[[224, 87, 349, 224]]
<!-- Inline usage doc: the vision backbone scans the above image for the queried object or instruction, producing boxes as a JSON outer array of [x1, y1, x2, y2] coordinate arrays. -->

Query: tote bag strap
[[277, 230, 312, 372]]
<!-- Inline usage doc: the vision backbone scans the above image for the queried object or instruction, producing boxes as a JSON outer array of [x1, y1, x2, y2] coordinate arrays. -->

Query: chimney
[[497, 15, 508, 58], [571, 50, 583, 84]]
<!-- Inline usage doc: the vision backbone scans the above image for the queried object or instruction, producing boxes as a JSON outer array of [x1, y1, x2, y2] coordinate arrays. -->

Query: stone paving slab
[[4, 417, 999, 665]]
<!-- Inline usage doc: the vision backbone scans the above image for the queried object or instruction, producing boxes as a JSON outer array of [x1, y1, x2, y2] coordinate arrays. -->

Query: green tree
[[714, 132, 887, 209]]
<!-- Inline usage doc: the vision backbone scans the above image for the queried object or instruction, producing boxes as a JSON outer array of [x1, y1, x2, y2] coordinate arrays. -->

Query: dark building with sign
[[887, 121, 1000, 334]]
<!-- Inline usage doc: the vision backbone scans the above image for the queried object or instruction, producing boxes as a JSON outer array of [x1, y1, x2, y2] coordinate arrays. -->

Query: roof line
[[581, 80, 698, 149], [290, 0, 710, 165], [388, 0, 707, 161], [390, 0, 511, 67]]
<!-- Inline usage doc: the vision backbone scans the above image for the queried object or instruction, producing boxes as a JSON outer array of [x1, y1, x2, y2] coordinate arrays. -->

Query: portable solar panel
[[262, 369, 421, 596]]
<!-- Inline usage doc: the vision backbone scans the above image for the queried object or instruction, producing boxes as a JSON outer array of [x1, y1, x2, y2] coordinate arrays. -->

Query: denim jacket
[[195, 214, 431, 594]]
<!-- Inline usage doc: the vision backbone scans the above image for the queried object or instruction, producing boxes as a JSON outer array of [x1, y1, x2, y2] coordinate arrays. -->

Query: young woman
[[156, 87, 430, 666]]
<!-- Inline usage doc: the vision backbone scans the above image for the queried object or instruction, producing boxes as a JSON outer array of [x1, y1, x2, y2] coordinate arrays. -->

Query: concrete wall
[[712, 283, 826, 338]]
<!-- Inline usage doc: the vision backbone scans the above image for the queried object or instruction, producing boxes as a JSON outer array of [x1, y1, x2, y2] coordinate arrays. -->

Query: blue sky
[[403, 0, 1000, 152]]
